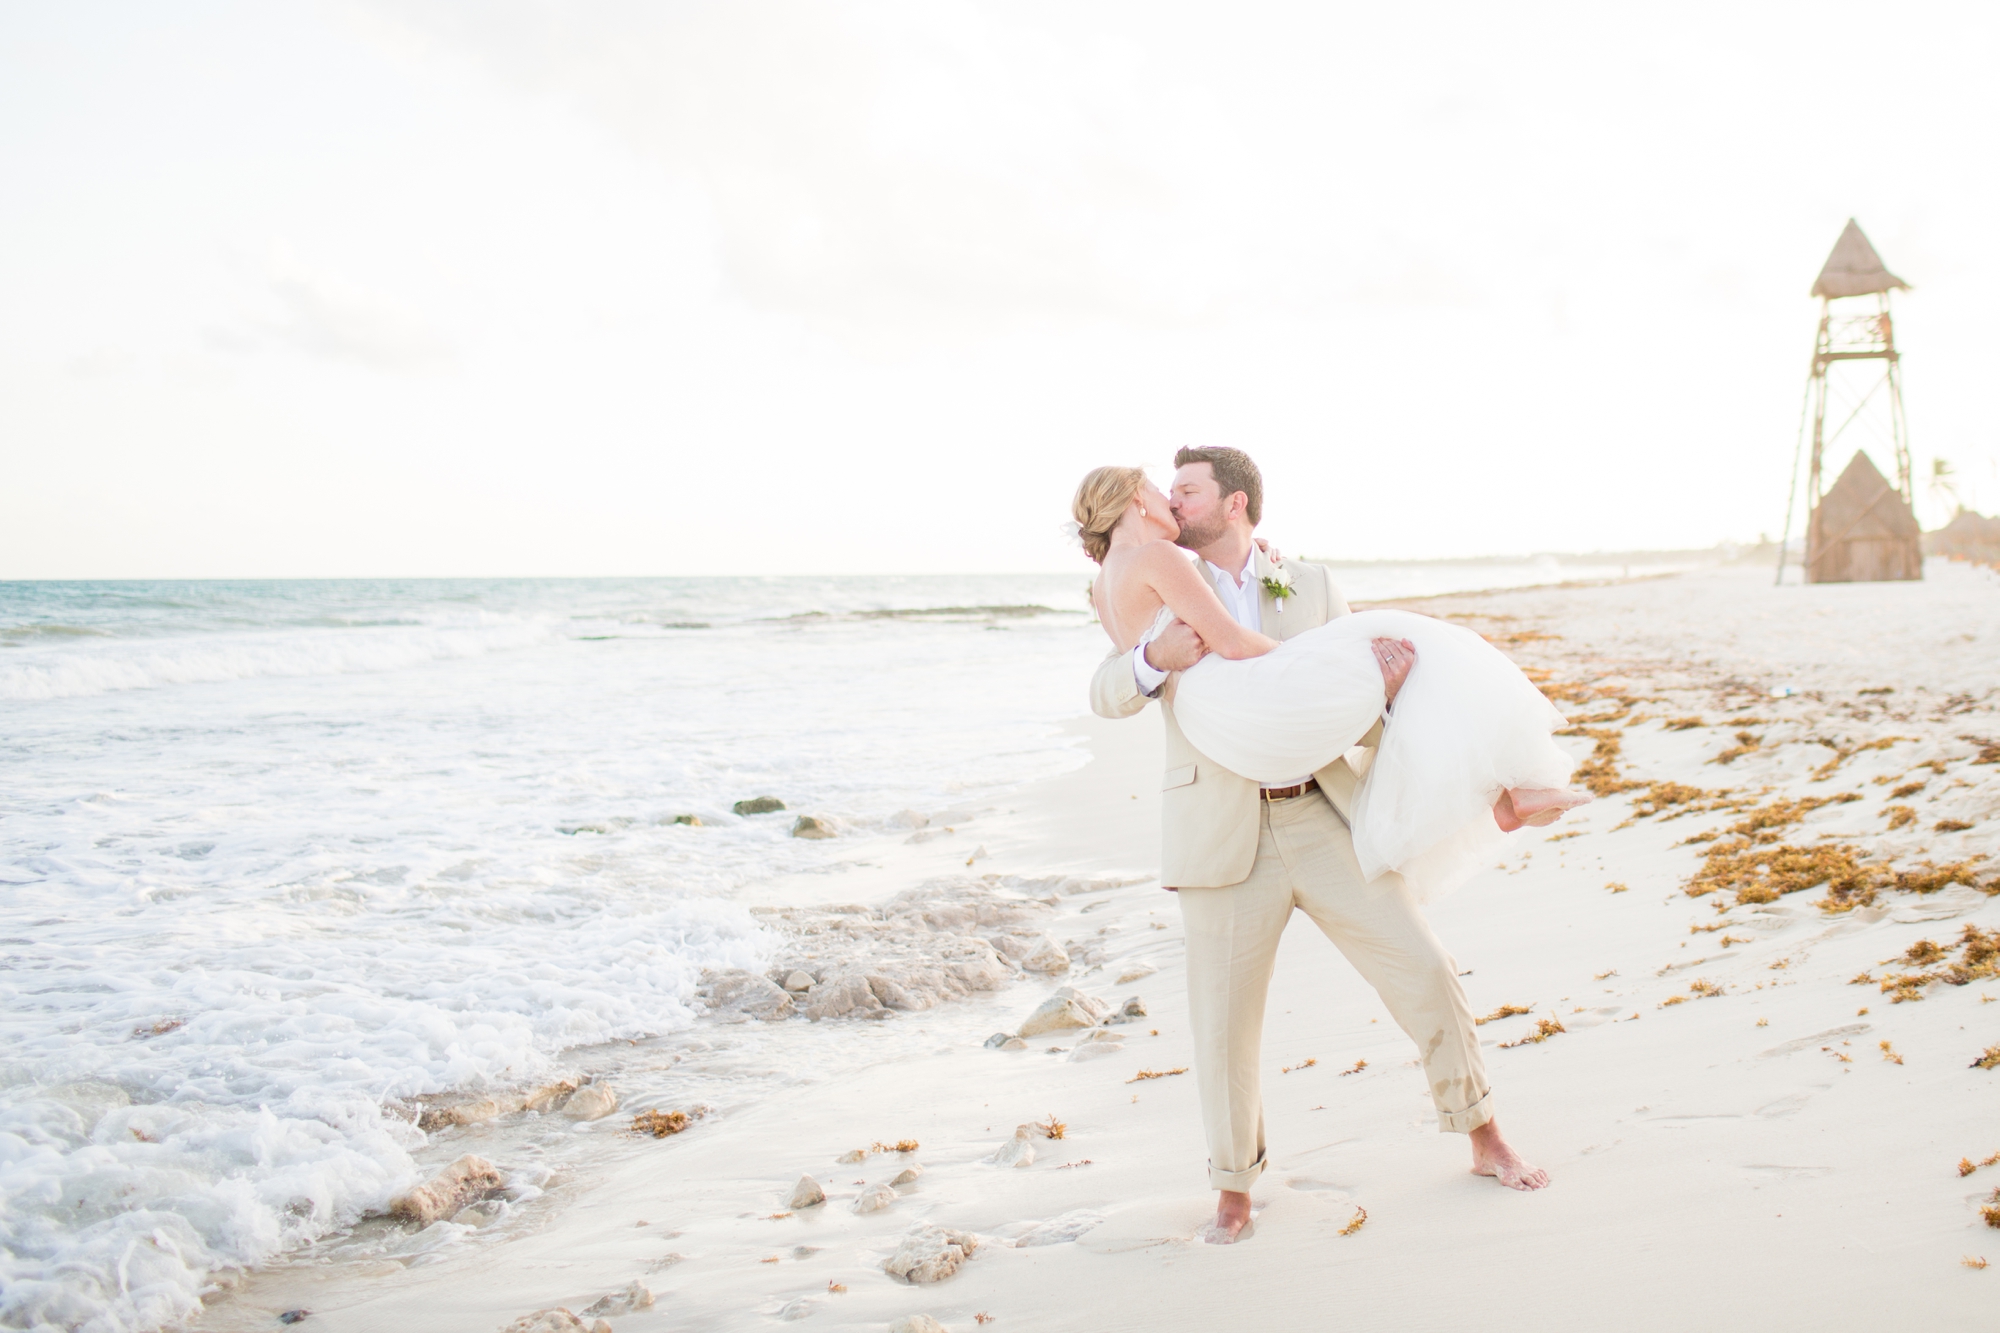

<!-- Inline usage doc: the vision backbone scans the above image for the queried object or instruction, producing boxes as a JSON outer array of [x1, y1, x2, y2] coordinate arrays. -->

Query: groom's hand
[[1372, 637, 1416, 706], [1144, 619, 1208, 673]]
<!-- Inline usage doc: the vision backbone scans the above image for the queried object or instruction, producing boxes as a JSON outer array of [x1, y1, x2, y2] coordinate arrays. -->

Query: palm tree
[[1927, 457, 1962, 525]]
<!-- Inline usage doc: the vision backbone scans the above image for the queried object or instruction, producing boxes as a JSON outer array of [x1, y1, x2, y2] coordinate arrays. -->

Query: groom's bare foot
[[1204, 1190, 1254, 1243], [1469, 1119, 1549, 1191]]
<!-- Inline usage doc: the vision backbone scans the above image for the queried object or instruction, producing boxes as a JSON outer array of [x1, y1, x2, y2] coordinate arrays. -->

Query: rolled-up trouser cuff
[[1437, 1088, 1494, 1134], [1208, 1151, 1267, 1192]]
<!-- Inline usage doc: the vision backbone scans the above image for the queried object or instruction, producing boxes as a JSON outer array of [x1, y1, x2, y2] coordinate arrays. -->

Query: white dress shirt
[[1130, 548, 1313, 789]]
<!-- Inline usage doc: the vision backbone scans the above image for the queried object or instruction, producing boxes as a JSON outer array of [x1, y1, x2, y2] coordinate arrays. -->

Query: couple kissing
[[1076, 446, 1582, 1243]]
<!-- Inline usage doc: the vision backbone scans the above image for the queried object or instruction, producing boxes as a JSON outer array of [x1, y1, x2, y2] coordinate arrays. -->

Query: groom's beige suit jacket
[[1088, 545, 1380, 888]]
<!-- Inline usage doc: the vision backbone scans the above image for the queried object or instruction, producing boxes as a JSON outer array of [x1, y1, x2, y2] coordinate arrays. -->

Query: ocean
[[0, 560, 1697, 1331]]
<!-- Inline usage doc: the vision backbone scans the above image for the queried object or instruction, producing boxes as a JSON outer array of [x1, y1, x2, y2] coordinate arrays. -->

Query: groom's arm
[[1091, 621, 1208, 719], [1090, 649, 1150, 719]]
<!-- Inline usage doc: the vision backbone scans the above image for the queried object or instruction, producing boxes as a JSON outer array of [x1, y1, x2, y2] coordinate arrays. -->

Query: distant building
[[1924, 508, 2000, 566], [1806, 451, 1923, 582]]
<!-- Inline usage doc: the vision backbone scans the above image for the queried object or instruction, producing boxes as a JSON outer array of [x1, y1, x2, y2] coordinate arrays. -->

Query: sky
[[3, 1, 1997, 578]]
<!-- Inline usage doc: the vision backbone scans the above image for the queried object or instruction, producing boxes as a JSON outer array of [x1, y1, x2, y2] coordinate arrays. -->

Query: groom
[[1089, 446, 1547, 1243]]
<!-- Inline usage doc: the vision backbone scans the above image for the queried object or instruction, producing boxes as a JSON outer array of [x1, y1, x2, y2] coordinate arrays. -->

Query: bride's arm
[[1133, 542, 1278, 660]]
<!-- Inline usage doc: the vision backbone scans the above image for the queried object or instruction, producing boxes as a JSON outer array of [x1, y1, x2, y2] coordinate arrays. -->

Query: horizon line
[[0, 544, 1776, 584]]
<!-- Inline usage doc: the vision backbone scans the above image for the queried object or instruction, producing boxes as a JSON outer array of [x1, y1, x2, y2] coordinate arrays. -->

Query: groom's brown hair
[[1173, 447, 1263, 525]]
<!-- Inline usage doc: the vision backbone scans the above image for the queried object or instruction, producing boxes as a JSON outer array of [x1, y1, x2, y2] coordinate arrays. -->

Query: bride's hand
[[1253, 537, 1283, 564], [1372, 637, 1415, 706]]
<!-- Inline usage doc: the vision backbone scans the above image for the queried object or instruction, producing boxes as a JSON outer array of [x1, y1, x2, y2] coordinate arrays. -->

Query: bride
[[1076, 465, 1587, 900]]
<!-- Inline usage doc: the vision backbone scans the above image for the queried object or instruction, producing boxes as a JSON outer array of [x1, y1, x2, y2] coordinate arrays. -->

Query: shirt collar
[[1205, 546, 1256, 590]]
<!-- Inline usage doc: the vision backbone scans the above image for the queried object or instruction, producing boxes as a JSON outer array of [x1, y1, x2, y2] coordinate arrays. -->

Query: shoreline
[[195, 710, 1179, 1333], [197, 564, 2000, 1332]]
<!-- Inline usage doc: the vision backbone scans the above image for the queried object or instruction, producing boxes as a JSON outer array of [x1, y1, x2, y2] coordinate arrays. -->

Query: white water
[[0, 577, 1107, 1333]]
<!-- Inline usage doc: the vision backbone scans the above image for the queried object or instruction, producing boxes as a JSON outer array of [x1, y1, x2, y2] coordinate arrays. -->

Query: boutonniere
[[1260, 564, 1295, 609]]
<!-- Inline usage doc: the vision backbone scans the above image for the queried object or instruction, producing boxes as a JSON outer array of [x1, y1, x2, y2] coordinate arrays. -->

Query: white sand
[[199, 563, 2000, 1332]]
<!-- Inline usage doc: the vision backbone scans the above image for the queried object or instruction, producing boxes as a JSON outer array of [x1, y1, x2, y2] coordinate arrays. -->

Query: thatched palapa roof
[[1807, 450, 1922, 582], [1818, 451, 1919, 541], [1811, 219, 1909, 299]]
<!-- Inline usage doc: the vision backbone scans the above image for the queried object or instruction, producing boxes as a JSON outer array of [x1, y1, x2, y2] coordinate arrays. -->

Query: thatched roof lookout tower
[[1778, 220, 1923, 584]]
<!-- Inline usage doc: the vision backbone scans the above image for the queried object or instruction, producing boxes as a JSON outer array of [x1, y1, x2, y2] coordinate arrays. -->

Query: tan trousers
[[1177, 789, 1493, 1192]]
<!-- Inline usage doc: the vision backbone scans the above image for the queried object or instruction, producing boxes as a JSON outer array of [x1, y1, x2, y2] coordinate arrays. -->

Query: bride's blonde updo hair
[[1072, 466, 1147, 565]]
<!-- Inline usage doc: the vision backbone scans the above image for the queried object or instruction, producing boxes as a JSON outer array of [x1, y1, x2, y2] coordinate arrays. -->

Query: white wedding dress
[[1158, 607, 1579, 902]]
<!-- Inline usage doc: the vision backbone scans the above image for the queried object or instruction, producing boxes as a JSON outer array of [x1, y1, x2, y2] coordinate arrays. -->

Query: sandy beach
[[15, 8, 2000, 1331], [169, 560, 2000, 1333]]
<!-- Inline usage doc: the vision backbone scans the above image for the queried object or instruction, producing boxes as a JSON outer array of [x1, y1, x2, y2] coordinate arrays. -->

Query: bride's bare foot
[[1493, 787, 1589, 831], [1470, 1119, 1549, 1191], [1203, 1190, 1254, 1243]]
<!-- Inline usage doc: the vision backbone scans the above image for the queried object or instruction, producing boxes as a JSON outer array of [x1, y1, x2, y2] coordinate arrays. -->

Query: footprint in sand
[[1283, 1177, 1354, 1202], [1742, 1163, 1832, 1180], [1011, 1210, 1106, 1247]]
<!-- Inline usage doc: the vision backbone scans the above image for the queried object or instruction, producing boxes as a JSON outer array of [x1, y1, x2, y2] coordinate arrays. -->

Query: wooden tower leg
[[1803, 302, 1831, 583], [1776, 370, 1814, 587]]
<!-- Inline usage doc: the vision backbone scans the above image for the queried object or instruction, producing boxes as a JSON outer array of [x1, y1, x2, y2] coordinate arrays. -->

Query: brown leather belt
[[1259, 777, 1318, 801]]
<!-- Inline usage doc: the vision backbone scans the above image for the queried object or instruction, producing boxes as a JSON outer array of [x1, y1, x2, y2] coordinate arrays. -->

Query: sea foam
[[0, 576, 1099, 1333], [0, 616, 557, 701]]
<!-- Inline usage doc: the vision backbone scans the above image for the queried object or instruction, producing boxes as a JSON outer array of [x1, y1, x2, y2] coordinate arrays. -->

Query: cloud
[[351, 0, 1247, 328], [257, 255, 455, 373], [62, 348, 139, 379]]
